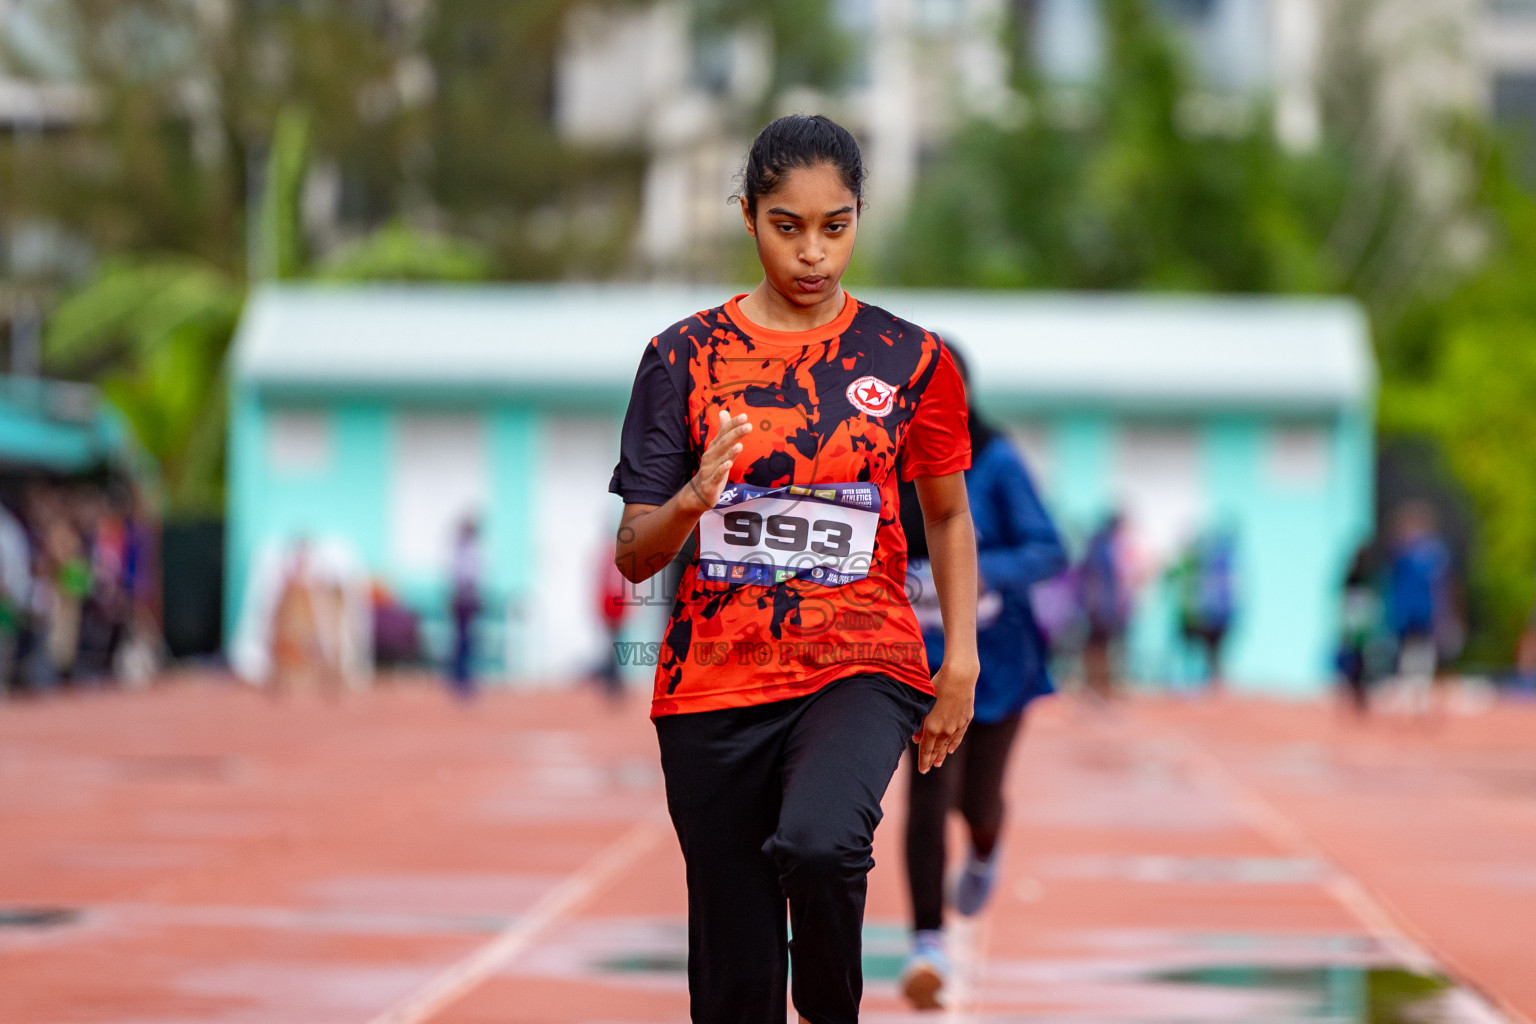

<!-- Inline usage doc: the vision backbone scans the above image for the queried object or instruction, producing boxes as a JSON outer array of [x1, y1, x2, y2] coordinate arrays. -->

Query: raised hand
[[681, 410, 753, 514]]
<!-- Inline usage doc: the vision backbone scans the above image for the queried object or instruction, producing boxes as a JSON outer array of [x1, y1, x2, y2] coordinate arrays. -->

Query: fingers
[[930, 732, 952, 771], [946, 722, 970, 755], [708, 412, 753, 456], [698, 414, 752, 497], [917, 728, 939, 774], [916, 716, 971, 773], [917, 723, 947, 773]]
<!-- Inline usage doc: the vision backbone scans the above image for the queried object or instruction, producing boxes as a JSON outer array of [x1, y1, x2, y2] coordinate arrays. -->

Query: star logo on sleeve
[[846, 375, 896, 417]]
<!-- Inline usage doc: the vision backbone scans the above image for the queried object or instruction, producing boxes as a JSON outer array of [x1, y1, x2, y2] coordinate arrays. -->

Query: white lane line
[[366, 818, 667, 1024], [1176, 739, 1528, 1024]]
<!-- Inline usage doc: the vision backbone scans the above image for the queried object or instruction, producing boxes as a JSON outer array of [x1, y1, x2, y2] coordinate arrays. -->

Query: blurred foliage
[[257, 105, 311, 281], [43, 257, 243, 515], [694, 0, 851, 96], [0, 0, 642, 281], [317, 223, 492, 283], [6, 2, 537, 516], [886, 0, 1349, 293], [1377, 143, 1536, 662], [7, 0, 846, 517], [889, 0, 1536, 662], [7, 0, 1536, 658], [417, 0, 648, 278], [38, 101, 491, 515]]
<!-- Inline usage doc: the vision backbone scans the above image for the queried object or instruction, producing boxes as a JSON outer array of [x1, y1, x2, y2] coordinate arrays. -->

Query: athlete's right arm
[[614, 411, 752, 583]]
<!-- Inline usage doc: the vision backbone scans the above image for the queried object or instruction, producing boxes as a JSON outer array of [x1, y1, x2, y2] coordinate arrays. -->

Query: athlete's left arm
[[913, 471, 979, 774]]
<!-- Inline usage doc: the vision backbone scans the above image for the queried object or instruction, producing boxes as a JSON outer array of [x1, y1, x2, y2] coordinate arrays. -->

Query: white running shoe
[[900, 929, 950, 1011]]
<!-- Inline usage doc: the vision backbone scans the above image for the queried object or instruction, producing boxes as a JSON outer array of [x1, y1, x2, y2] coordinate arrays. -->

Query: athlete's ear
[[739, 196, 757, 238]]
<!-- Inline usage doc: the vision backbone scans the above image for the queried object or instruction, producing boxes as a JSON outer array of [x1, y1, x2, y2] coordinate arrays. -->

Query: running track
[[2, 677, 1534, 1023]]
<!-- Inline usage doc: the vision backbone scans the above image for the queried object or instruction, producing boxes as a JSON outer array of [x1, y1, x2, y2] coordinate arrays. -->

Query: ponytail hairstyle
[[737, 114, 867, 218]]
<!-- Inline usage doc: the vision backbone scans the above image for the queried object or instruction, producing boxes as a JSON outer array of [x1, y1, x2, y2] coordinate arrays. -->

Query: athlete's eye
[[775, 223, 797, 234], [826, 222, 847, 234]]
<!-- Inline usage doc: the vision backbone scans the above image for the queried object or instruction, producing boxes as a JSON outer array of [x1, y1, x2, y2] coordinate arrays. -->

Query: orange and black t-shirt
[[609, 293, 970, 717]]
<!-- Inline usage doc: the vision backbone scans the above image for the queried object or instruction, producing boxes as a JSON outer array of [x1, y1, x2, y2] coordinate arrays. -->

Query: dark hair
[[737, 114, 866, 217]]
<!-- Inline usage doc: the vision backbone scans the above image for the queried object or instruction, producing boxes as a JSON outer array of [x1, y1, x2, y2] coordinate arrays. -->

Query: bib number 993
[[721, 511, 854, 559], [698, 483, 880, 587]]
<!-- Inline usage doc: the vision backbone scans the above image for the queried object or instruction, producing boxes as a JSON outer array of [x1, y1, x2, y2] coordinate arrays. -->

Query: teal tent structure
[[0, 377, 136, 476]]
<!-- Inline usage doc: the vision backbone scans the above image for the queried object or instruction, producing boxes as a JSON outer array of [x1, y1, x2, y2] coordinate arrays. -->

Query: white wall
[[1111, 426, 1206, 573], [389, 414, 488, 578], [526, 416, 626, 682]]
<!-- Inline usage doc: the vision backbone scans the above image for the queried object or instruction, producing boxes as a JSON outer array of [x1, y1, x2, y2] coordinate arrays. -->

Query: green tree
[[418, 0, 647, 279], [43, 257, 242, 515], [891, 0, 1536, 663], [887, 0, 1346, 293], [40, 101, 491, 516], [1378, 142, 1536, 661], [1, 0, 644, 284]]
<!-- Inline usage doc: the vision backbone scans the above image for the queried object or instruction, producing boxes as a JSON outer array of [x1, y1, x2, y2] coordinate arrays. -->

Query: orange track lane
[[1, 677, 1532, 1023]]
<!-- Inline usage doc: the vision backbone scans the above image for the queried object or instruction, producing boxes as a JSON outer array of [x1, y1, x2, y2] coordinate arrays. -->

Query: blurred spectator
[[270, 539, 337, 697], [0, 502, 29, 691], [1387, 502, 1453, 717], [1030, 552, 1083, 660], [232, 535, 372, 695], [1516, 584, 1536, 696], [1336, 543, 1384, 716], [0, 482, 158, 695], [594, 544, 629, 703], [371, 579, 424, 668], [46, 516, 91, 680], [1078, 513, 1131, 701], [448, 517, 482, 699], [115, 499, 161, 687], [1169, 527, 1237, 692], [77, 499, 128, 680]]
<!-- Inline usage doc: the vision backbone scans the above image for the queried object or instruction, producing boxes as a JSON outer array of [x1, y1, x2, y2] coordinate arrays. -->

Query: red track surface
[[2, 677, 1534, 1023]]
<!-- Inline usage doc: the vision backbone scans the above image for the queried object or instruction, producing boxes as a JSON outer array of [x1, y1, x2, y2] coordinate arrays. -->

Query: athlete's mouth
[[796, 275, 828, 292]]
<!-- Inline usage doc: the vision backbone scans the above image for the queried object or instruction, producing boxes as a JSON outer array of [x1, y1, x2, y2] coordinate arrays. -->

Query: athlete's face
[[741, 163, 859, 310]]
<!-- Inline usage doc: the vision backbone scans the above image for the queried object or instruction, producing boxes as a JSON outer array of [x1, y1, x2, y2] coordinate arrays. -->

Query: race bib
[[697, 483, 881, 587]]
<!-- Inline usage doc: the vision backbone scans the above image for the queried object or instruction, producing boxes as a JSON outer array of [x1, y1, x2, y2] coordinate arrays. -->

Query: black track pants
[[904, 712, 1024, 933], [654, 673, 934, 1024]]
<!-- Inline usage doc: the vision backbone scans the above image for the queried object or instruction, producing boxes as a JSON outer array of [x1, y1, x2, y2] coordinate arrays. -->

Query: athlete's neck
[[736, 283, 847, 334]]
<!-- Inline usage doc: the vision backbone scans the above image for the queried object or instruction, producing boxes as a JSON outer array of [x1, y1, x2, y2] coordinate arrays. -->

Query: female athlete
[[896, 345, 1067, 1008], [609, 114, 980, 1024]]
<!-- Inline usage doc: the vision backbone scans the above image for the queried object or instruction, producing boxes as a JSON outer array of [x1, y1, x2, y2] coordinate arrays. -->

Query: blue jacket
[[915, 434, 1067, 722], [1387, 535, 1449, 637]]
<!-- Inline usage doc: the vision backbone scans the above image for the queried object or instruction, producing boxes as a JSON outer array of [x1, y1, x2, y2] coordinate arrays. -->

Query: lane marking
[[1175, 738, 1528, 1024], [366, 818, 666, 1024]]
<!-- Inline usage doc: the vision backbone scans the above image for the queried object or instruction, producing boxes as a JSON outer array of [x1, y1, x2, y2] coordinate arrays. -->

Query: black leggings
[[904, 712, 1024, 933], [654, 673, 934, 1024]]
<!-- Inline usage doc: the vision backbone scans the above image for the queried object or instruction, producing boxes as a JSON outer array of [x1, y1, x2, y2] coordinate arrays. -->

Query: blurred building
[[1483, 0, 1536, 128], [226, 285, 1373, 692], [552, 0, 1020, 272], [5, 0, 1536, 295], [550, 0, 1536, 275], [550, 0, 1329, 273]]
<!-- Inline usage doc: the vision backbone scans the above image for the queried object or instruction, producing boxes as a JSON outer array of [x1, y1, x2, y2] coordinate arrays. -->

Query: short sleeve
[[609, 338, 695, 505], [900, 343, 971, 481]]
